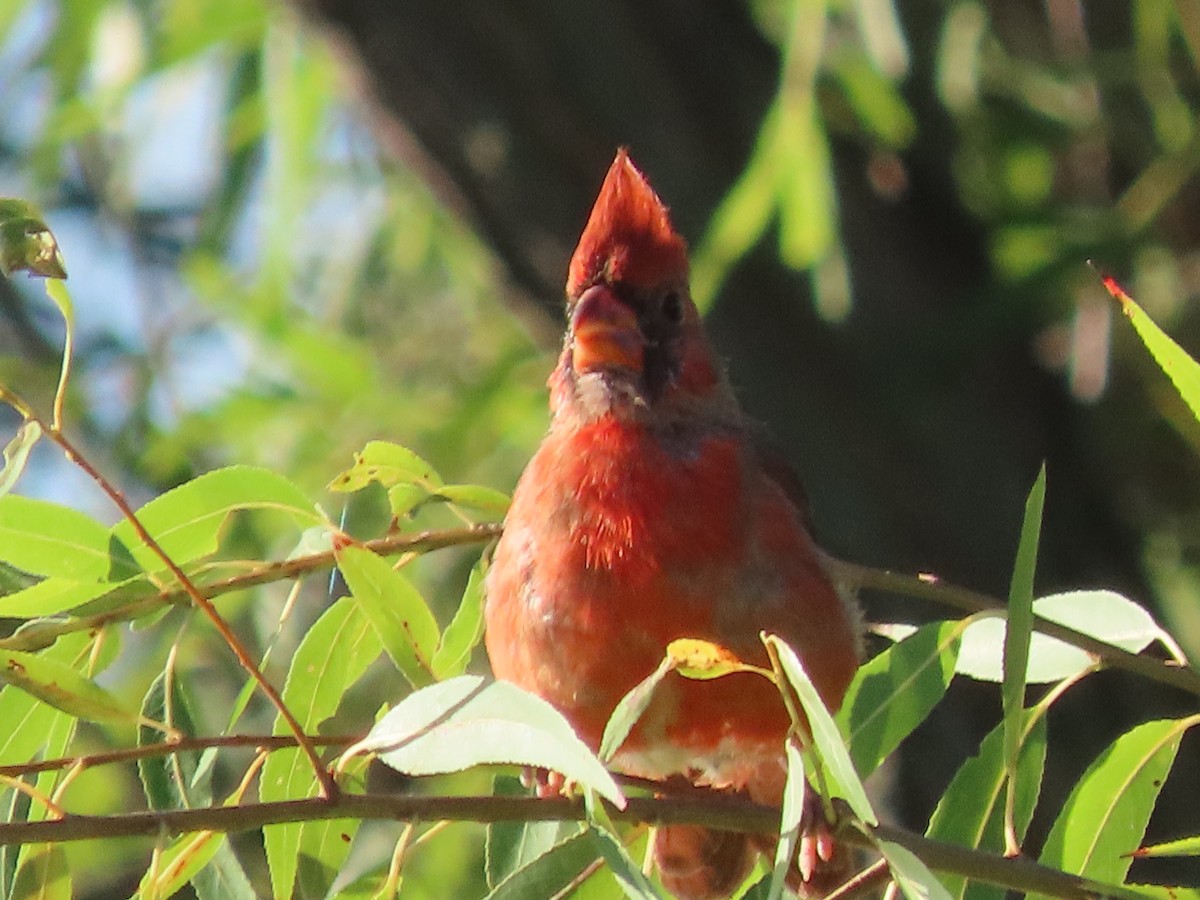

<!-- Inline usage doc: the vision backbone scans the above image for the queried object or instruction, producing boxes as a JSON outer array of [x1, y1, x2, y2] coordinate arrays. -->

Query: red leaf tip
[[566, 149, 689, 300]]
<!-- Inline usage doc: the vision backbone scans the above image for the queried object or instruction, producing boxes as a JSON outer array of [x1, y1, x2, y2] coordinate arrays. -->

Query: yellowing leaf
[[666, 638, 771, 681]]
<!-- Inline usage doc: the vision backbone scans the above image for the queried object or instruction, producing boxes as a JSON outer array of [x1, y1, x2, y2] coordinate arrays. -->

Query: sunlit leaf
[[352, 675, 624, 808], [599, 655, 674, 763], [1034, 717, 1194, 897], [667, 638, 770, 681], [1134, 835, 1200, 858], [336, 544, 439, 688], [327, 440, 443, 493], [486, 776, 583, 889], [261, 596, 382, 900], [1102, 273, 1200, 425], [838, 620, 963, 776], [875, 839, 953, 900], [8, 842, 70, 900], [590, 827, 661, 900], [484, 830, 601, 900], [764, 634, 876, 825], [436, 484, 511, 516], [957, 589, 1163, 684], [0, 647, 139, 725], [769, 740, 805, 900], [431, 556, 488, 679], [110, 466, 321, 572], [0, 495, 115, 580], [0, 421, 41, 499], [926, 713, 1047, 900], [137, 831, 225, 900]]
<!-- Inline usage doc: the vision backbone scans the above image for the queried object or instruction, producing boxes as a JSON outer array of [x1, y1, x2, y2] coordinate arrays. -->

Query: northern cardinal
[[485, 150, 861, 899]]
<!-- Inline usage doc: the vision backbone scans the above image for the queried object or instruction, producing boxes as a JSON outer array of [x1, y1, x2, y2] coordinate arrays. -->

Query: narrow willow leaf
[[764, 634, 876, 825], [139, 670, 208, 810], [327, 440, 443, 492], [0, 647, 138, 724], [1135, 835, 1200, 857], [136, 830, 224, 900], [1034, 717, 1194, 897], [1002, 466, 1044, 853], [110, 465, 321, 573], [769, 741, 805, 900], [353, 675, 624, 807], [1126, 886, 1200, 899], [875, 839, 953, 900], [590, 828, 662, 900], [431, 556, 488, 679], [261, 596, 382, 900], [486, 776, 583, 889], [667, 638, 770, 681], [8, 842, 70, 900], [0, 633, 92, 764], [436, 484, 511, 516], [0, 495, 114, 580], [1102, 273, 1200, 424], [599, 655, 674, 763], [838, 620, 963, 776], [484, 830, 601, 900], [0, 421, 41, 499], [0, 577, 117, 618], [336, 544, 439, 688], [926, 714, 1048, 900]]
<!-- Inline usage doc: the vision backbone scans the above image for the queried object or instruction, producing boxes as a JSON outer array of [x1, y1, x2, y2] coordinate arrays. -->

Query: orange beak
[[570, 284, 644, 375]]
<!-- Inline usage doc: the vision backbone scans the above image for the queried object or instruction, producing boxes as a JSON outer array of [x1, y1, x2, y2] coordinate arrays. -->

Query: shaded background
[[3, 0, 1200, 894]]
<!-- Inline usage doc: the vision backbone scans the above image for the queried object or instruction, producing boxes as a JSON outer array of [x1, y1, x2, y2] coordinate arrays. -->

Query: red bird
[[485, 150, 861, 898]]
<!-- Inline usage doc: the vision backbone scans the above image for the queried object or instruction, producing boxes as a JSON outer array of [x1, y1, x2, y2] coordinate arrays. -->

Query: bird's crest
[[566, 149, 689, 301]]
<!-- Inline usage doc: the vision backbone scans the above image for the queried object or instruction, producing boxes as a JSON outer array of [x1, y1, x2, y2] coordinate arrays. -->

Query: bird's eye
[[661, 291, 683, 324]]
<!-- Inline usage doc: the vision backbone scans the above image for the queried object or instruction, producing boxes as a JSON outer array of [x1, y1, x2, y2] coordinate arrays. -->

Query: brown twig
[[0, 792, 1146, 899], [0, 733, 361, 778], [0, 524, 501, 653], [43, 425, 337, 797]]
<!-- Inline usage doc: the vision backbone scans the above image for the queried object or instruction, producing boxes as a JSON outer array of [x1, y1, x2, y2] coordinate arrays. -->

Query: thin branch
[[826, 556, 1200, 698], [43, 425, 336, 798], [0, 733, 360, 778], [0, 792, 1146, 900], [0, 525, 501, 653]]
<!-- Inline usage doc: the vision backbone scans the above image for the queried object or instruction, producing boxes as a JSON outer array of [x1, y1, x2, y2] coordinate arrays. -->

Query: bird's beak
[[570, 284, 644, 376]]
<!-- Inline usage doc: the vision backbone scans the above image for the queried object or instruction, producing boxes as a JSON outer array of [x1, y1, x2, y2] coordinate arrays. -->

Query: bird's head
[[551, 150, 736, 425]]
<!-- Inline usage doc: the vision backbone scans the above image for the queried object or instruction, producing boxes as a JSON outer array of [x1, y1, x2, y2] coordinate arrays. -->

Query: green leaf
[[431, 556, 488, 679], [926, 713, 1048, 900], [0, 495, 116, 580], [875, 839, 953, 900], [136, 831, 225, 900], [1135, 834, 1200, 857], [327, 440, 443, 492], [0, 633, 93, 764], [139, 670, 208, 810], [353, 675, 625, 808], [336, 544, 439, 688], [1103, 273, 1200, 424], [838, 620, 963, 776], [1034, 717, 1194, 897], [0, 577, 110, 618], [769, 740, 805, 900], [958, 590, 1167, 684], [590, 828, 662, 900], [110, 466, 321, 573], [0, 199, 67, 279], [484, 830, 601, 900], [599, 655, 674, 763], [764, 634, 876, 825], [0, 421, 41, 499], [0, 647, 139, 725], [435, 484, 511, 516], [8, 843, 71, 900], [1002, 466, 1044, 852], [486, 776, 583, 889], [261, 596, 383, 900]]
